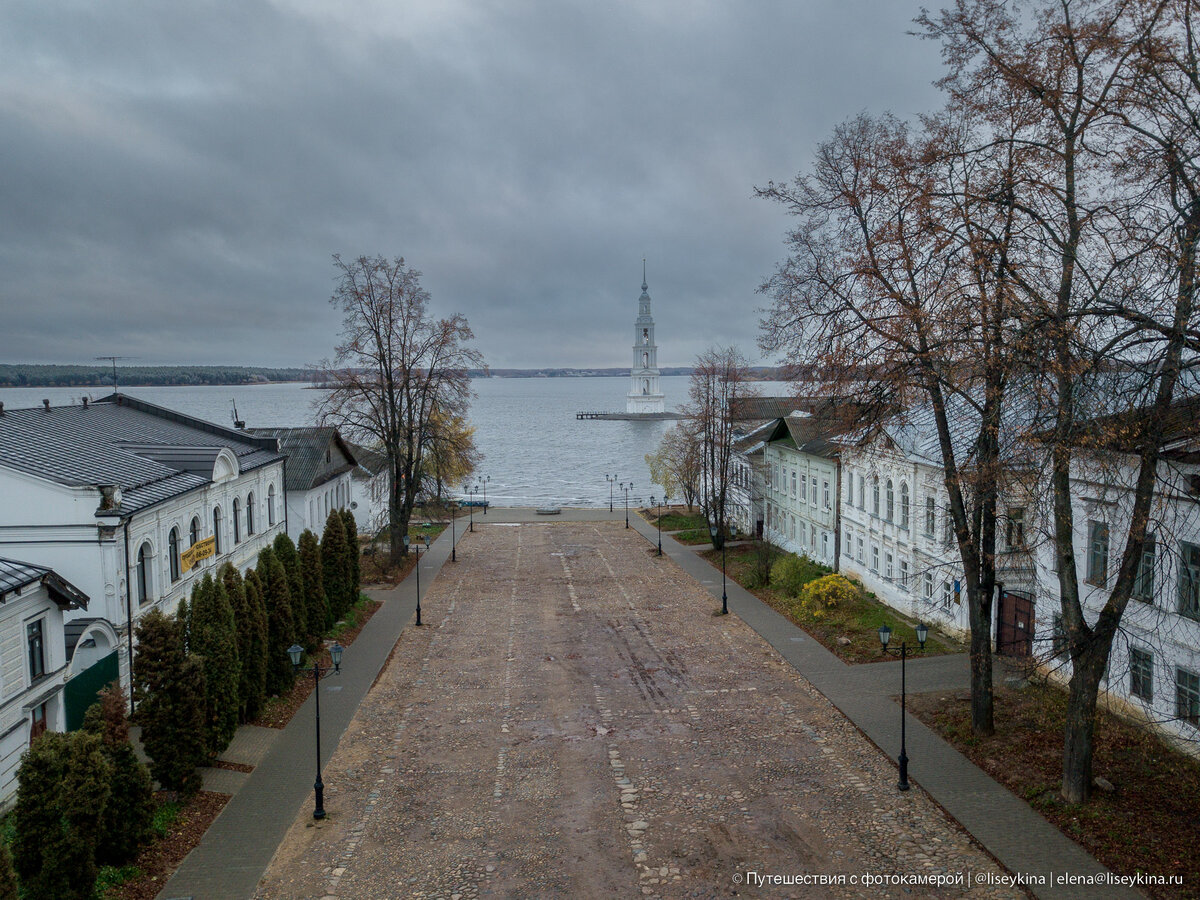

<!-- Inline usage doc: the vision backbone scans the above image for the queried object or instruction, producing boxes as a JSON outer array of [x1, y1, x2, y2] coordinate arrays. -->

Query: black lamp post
[[651, 493, 668, 556], [709, 523, 728, 615], [478, 475, 490, 514], [402, 533, 430, 626], [606, 474, 617, 512], [463, 483, 477, 532], [916, 621, 929, 650], [449, 498, 457, 563], [877, 626, 911, 791], [620, 481, 633, 528], [288, 641, 344, 820]]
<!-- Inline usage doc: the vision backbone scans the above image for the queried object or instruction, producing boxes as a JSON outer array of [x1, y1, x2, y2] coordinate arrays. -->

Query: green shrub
[[0, 839, 16, 900], [189, 573, 241, 755], [797, 574, 859, 618], [770, 553, 829, 597], [258, 547, 297, 697]]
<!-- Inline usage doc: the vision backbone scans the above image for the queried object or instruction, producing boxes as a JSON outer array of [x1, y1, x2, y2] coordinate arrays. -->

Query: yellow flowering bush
[[798, 574, 858, 617]]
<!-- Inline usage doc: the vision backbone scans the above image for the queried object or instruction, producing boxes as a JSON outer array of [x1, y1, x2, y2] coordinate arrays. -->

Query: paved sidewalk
[[626, 516, 1140, 900], [157, 521, 463, 900]]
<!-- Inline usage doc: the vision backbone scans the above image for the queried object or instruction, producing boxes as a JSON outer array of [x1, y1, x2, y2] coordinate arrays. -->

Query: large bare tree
[[318, 254, 484, 559], [689, 346, 754, 546]]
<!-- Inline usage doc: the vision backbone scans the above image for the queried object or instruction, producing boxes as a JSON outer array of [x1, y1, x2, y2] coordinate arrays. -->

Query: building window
[[27, 619, 45, 682], [791, 470, 797, 498], [790, 515, 796, 541], [856, 537, 864, 563], [924, 572, 934, 600], [233, 498, 241, 543], [810, 524, 817, 551], [925, 497, 936, 537], [823, 480, 830, 509], [822, 531, 830, 560], [810, 476, 817, 505], [899, 483, 909, 529], [899, 559, 909, 589], [872, 476, 880, 517], [871, 545, 879, 573], [168, 527, 181, 582], [1176, 668, 1200, 728], [943, 504, 953, 547], [1086, 521, 1108, 587], [885, 552, 893, 581], [190, 516, 201, 547], [136, 542, 152, 605], [846, 473, 853, 505], [1179, 541, 1200, 619], [942, 579, 953, 607], [1133, 534, 1156, 603], [1130, 647, 1153, 702], [1006, 508, 1026, 549], [213, 507, 222, 554], [885, 479, 894, 522], [246, 492, 255, 535], [1052, 614, 1068, 659], [29, 702, 47, 741], [858, 477, 865, 510]]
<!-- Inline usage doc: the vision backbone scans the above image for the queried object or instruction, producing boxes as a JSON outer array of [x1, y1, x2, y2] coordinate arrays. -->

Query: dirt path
[[256, 523, 1020, 899]]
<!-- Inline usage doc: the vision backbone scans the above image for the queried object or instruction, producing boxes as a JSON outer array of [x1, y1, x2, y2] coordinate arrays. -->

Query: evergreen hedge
[[298, 529, 328, 649], [188, 573, 241, 755], [321, 512, 351, 625], [258, 547, 297, 696], [241, 567, 270, 719], [273, 532, 308, 647]]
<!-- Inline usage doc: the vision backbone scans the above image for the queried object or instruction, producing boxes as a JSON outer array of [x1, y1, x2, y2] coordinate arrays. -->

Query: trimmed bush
[[258, 547, 297, 697], [340, 508, 361, 600], [299, 529, 328, 647], [189, 572, 241, 755], [241, 568, 270, 720], [273, 532, 308, 646], [770, 553, 830, 597], [798, 574, 859, 618], [321, 511, 351, 625]]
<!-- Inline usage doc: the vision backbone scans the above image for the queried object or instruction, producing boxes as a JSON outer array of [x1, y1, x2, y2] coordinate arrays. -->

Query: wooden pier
[[575, 410, 686, 421]]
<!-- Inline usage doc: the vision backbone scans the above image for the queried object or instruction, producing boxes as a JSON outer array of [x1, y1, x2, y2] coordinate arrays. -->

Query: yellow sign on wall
[[181, 536, 217, 573]]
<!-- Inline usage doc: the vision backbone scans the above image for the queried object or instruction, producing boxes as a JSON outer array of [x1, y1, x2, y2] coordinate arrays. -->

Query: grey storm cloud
[[0, 0, 942, 369]]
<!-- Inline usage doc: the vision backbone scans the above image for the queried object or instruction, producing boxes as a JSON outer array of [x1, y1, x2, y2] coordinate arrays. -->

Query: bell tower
[[627, 261, 665, 414]]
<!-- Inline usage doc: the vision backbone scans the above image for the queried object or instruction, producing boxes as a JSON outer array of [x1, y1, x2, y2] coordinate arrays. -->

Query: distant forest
[[0, 365, 313, 388]]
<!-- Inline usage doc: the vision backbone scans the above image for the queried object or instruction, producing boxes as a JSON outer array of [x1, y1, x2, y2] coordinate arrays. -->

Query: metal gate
[[997, 589, 1034, 657], [63, 650, 119, 730]]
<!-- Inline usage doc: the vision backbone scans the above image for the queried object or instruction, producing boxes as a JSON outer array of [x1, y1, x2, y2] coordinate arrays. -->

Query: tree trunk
[[1062, 651, 1104, 803], [967, 595, 995, 736], [389, 471, 409, 559]]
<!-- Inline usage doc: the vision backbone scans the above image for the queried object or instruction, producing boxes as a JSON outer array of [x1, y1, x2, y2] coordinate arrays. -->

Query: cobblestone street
[[257, 523, 1022, 899]]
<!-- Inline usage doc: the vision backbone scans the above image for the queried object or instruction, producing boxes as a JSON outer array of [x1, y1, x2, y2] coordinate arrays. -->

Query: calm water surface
[[2, 378, 787, 508]]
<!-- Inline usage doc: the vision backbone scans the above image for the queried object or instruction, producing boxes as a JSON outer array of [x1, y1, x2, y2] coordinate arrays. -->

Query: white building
[[0, 558, 88, 810], [0, 393, 287, 704], [246, 427, 358, 541], [626, 267, 666, 415], [347, 442, 390, 536], [760, 413, 843, 567]]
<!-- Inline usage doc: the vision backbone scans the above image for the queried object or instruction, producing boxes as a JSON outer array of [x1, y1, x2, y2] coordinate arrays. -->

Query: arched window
[[168, 527, 181, 582], [900, 483, 910, 529], [213, 506, 222, 554], [872, 476, 880, 517], [268, 484, 276, 526], [886, 479, 894, 522], [246, 492, 255, 535], [190, 516, 201, 547], [233, 498, 241, 543], [136, 542, 152, 605]]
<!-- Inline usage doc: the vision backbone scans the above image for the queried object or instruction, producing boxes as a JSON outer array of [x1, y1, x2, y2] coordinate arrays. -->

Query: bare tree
[[645, 421, 703, 511], [689, 346, 754, 546], [318, 254, 484, 559]]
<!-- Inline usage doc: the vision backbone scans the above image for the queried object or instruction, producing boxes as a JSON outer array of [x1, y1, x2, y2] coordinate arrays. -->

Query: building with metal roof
[[245, 427, 357, 540]]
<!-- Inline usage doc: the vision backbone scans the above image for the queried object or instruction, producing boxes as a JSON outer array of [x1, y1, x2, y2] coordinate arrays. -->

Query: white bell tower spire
[[627, 260, 666, 414]]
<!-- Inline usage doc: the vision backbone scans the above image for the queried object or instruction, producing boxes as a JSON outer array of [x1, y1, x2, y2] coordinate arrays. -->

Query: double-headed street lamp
[[478, 474, 490, 514], [606, 474, 617, 512], [878, 622, 928, 792], [462, 483, 478, 532], [288, 641, 345, 820], [651, 493, 669, 556], [709, 522, 728, 615], [620, 481, 633, 528], [449, 498, 457, 563], [402, 532, 430, 626]]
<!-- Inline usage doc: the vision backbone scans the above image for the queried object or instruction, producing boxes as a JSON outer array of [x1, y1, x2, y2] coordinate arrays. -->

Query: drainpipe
[[123, 516, 135, 710], [282, 458, 289, 538]]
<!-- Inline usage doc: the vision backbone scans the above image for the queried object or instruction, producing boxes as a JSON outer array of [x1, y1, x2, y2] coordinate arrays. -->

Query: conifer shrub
[[81, 684, 154, 866], [797, 574, 859, 618], [189, 572, 241, 755], [241, 567, 270, 720], [12, 731, 112, 900], [340, 508, 361, 600], [770, 553, 830, 598], [0, 840, 16, 900], [321, 511, 351, 625], [298, 529, 328, 647], [273, 532, 308, 645], [258, 547, 297, 696], [132, 610, 206, 796]]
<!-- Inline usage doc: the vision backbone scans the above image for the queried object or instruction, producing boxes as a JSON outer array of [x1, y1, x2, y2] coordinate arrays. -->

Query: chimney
[[82, 397, 89, 408], [42, 399, 50, 411]]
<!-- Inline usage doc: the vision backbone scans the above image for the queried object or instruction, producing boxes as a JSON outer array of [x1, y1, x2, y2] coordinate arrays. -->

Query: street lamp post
[[463, 483, 477, 532], [709, 523, 728, 615], [878, 623, 927, 792], [606, 474, 617, 512], [450, 499, 457, 563], [478, 475, 490, 514], [402, 533, 431, 626], [620, 481, 633, 528], [288, 642, 344, 820], [651, 493, 669, 556]]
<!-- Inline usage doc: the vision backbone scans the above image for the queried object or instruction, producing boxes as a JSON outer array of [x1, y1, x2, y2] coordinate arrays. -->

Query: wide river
[[2, 378, 788, 508]]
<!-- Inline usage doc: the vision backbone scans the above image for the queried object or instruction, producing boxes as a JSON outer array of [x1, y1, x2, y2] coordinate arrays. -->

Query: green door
[[64, 651, 120, 731]]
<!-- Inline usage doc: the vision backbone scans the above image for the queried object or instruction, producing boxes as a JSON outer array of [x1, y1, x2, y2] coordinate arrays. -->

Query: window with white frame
[[872, 476, 880, 517], [1176, 667, 1199, 728], [27, 618, 45, 682], [846, 472, 854, 505], [899, 559, 909, 589], [1133, 534, 1156, 603], [791, 470, 797, 498], [189, 516, 200, 547], [810, 524, 817, 550], [137, 542, 153, 605], [885, 551, 893, 580], [899, 482, 909, 529], [1178, 541, 1200, 619], [858, 477, 865, 510], [810, 476, 817, 505], [924, 572, 934, 600], [886, 479, 894, 522], [925, 497, 936, 536], [823, 479, 830, 509], [1130, 647, 1153, 702], [857, 537, 864, 563], [1086, 521, 1109, 587], [871, 545, 879, 572], [942, 579, 953, 606]]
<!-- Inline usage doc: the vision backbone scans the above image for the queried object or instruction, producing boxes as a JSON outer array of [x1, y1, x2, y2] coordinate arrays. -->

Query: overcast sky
[[0, 1, 944, 369]]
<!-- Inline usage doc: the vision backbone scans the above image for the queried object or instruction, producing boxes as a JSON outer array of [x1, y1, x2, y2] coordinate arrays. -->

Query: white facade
[[627, 271, 666, 414], [762, 432, 839, 567], [293, 472, 354, 541]]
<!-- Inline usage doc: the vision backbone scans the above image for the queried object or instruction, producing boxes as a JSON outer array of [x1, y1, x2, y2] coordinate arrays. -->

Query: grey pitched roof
[[0, 393, 283, 515], [0, 557, 88, 609], [345, 442, 388, 477], [245, 427, 358, 492]]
